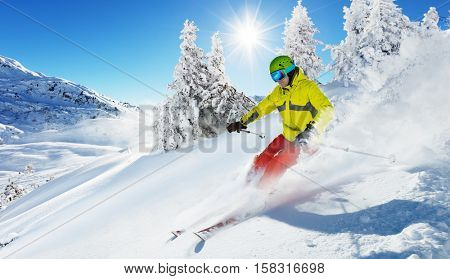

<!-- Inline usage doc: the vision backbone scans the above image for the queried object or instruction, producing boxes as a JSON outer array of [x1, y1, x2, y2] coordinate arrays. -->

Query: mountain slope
[[0, 113, 447, 258], [0, 55, 133, 138]]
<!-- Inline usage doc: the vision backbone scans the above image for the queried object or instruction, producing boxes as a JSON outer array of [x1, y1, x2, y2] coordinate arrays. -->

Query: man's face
[[278, 75, 290, 88]]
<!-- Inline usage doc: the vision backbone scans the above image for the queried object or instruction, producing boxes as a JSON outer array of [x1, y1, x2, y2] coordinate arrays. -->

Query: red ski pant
[[251, 134, 301, 187]]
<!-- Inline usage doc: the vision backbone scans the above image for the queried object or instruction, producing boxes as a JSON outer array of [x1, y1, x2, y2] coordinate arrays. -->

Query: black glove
[[227, 121, 247, 133], [296, 123, 317, 145]]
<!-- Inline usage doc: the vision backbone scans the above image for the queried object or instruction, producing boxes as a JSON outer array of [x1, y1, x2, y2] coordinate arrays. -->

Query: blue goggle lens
[[271, 70, 285, 82]]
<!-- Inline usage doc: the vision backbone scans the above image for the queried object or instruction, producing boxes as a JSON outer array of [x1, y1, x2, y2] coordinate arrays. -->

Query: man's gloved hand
[[296, 123, 317, 145], [227, 121, 247, 133]]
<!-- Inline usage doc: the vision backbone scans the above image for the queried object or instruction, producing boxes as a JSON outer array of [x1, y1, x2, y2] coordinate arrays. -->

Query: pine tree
[[343, 0, 371, 36], [208, 32, 226, 83], [361, 0, 411, 65], [282, 0, 323, 80], [331, 0, 412, 86], [168, 20, 208, 99], [198, 32, 253, 137], [156, 22, 254, 150], [198, 32, 226, 116], [160, 20, 205, 150], [421, 7, 440, 35], [157, 98, 178, 150], [331, 0, 371, 86]]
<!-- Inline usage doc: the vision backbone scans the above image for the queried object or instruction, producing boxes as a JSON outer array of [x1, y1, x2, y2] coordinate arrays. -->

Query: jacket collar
[[283, 67, 307, 92]]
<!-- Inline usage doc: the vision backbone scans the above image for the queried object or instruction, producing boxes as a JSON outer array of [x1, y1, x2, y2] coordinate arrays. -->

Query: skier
[[227, 55, 334, 188], [172, 57, 333, 241]]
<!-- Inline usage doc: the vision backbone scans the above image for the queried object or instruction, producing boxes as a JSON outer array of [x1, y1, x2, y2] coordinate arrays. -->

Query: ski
[[193, 217, 241, 241], [170, 229, 186, 240], [170, 217, 241, 242]]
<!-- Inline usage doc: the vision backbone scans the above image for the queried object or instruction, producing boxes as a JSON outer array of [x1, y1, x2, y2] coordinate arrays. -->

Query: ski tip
[[173, 230, 185, 235], [193, 232, 206, 242], [169, 230, 186, 241]]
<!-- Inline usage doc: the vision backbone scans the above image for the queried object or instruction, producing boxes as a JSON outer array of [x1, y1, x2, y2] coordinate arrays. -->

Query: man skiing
[[227, 55, 334, 187], [171, 56, 334, 241]]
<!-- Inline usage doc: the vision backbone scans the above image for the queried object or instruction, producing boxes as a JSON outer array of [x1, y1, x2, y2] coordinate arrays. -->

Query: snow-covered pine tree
[[331, 0, 371, 86], [359, 0, 411, 66], [168, 20, 208, 100], [421, 7, 440, 35], [197, 32, 253, 137], [331, 0, 412, 86], [198, 32, 226, 118], [170, 19, 205, 134], [282, 0, 323, 80], [157, 20, 206, 150], [343, 0, 371, 36], [157, 98, 178, 151], [208, 32, 226, 83], [197, 32, 226, 136], [156, 22, 254, 150]]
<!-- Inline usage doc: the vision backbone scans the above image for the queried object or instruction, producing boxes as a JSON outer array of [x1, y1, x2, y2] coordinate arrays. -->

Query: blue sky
[[0, 0, 448, 105]]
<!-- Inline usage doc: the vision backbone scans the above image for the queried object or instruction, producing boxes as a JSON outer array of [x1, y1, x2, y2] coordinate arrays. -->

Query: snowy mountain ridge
[[0, 56, 43, 79], [0, 55, 135, 142]]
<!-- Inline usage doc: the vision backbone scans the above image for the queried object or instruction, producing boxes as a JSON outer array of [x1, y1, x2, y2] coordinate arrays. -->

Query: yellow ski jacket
[[241, 68, 334, 142]]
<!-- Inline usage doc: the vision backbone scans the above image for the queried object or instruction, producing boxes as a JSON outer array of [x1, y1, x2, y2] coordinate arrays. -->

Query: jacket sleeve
[[307, 83, 334, 133], [240, 88, 278, 126]]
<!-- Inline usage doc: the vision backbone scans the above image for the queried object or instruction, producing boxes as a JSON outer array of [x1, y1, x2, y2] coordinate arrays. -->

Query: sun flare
[[235, 20, 261, 50], [217, 3, 282, 67]]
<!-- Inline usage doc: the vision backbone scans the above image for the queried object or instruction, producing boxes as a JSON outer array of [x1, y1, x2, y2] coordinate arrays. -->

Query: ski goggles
[[270, 64, 296, 82]]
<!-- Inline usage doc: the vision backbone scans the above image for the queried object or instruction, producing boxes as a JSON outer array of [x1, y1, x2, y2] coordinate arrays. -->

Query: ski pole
[[241, 129, 265, 139], [320, 144, 396, 163]]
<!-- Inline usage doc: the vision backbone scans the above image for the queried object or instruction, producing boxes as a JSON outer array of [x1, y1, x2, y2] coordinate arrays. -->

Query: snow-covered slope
[[0, 123, 23, 144], [0, 142, 121, 211], [0, 112, 447, 258], [0, 55, 134, 138], [0, 55, 140, 210], [0, 32, 448, 258]]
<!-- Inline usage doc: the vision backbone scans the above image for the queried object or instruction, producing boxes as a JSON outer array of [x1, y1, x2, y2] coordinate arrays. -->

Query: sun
[[216, 3, 282, 66], [235, 19, 262, 50]]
